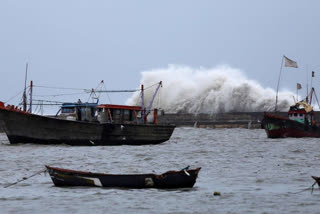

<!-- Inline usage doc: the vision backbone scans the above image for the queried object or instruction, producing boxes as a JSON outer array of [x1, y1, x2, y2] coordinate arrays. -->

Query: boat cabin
[[96, 104, 159, 124], [57, 101, 98, 122], [97, 104, 141, 124], [288, 110, 307, 123], [288, 101, 313, 124]]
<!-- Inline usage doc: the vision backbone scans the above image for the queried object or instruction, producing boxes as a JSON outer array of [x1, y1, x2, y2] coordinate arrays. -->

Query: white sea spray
[[126, 65, 295, 114]]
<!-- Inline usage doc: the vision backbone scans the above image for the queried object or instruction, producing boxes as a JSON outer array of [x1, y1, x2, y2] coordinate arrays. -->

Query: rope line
[[4, 169, 47, 188], [4, 89, 26, 103], [34, 85, 86, 90], [33, 92, 87, 97], [33, 82, 160, 93], [289, 181, 319, 194]]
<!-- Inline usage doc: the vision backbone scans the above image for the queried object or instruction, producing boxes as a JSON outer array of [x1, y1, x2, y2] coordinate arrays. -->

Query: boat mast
[[28, 80, 33, 113], [310, 71, 315, 103], [23, 63, 28, 112], [306, 65, 309, 103], [275, 56, 284, 112], [141, 84, 145, 123]]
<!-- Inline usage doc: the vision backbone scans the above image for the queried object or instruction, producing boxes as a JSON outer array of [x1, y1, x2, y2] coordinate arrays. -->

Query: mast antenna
[[306, 65, 309, 103], [141, 84, 145, 123], [23, 63, 28, 112], [28, 80, 33, 113]]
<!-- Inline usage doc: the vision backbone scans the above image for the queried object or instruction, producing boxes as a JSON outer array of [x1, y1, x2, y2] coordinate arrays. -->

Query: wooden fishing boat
[[0, 82, 175, 146], [0, 102, 175, 145], [263, 88, 320, 138], [46, 165, 201, 188]]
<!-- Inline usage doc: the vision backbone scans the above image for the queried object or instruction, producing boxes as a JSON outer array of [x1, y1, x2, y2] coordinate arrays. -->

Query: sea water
[[0, 128, 319, 214]]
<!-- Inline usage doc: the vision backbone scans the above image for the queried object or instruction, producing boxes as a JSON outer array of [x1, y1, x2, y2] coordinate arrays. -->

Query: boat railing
[[0, 102, 30, 114]]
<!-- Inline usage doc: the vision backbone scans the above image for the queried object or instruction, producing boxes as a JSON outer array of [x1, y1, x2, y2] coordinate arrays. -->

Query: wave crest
[[126, 65, 294, 114]]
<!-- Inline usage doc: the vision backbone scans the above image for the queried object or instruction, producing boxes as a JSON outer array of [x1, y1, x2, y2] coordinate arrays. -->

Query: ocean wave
[[126, 65, 294, 114]]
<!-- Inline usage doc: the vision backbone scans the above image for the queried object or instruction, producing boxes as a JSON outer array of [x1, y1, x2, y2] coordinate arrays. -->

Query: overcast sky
[[1, 0, 320, 107]]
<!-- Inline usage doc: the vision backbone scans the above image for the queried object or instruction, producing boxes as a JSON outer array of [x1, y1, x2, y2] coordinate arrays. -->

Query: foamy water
[[127, 65, 296, 114]]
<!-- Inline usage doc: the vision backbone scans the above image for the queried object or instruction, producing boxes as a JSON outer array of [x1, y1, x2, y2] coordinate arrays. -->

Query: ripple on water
[[0, 129, 320, 213]]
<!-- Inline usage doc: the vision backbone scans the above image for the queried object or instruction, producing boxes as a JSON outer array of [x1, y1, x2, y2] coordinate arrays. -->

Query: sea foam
[[126, 65, 295, 114]]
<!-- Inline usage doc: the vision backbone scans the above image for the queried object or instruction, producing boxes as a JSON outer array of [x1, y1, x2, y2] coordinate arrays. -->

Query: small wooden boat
[[46, 165, 201, 189]]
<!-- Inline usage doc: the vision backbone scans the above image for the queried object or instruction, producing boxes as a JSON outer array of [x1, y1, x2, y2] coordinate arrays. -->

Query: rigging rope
[[88, 89, 140, 93], [33, 92, 87, 97], [102, 83, 112, 104], [33, 85, 86, 91], [7, 82, 162, 109], [4, 169, 47, 188], [4, 89, 26, 104], [34, 82, 160, 93], [32, 99, 64, 104]]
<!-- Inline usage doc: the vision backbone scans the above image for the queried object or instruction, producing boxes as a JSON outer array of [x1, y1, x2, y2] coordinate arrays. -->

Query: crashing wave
[[126, 65, 294, 114]]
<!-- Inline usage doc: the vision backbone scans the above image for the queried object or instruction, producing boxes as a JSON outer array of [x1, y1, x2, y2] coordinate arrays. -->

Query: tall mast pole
[[306, 65, 309, 103], [311, 71, 313, 90], [275, 56, 284, 112], [23, 63, 28, 112], [311, 71, 315, 105], [296, 86, 298, 102], [141, 84, 145, 123], [28, 80, 33, 113]]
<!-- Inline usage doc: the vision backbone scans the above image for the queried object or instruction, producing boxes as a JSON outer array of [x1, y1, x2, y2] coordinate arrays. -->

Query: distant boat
[[0, 82, 175, 145], [46, 165, 201, 189], [263, 88, 320, 138]]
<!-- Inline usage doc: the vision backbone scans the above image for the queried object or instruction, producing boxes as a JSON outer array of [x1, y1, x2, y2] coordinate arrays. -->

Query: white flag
[[284, 56, 298, 68], [297, 83, 302, 90]]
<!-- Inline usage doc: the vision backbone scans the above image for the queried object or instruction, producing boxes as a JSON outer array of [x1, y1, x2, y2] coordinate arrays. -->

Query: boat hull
[[0, 108, 175, 145], [312, 176, 320, 191], [263, 113, 320, 138], [46, 166, 201, 188]]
